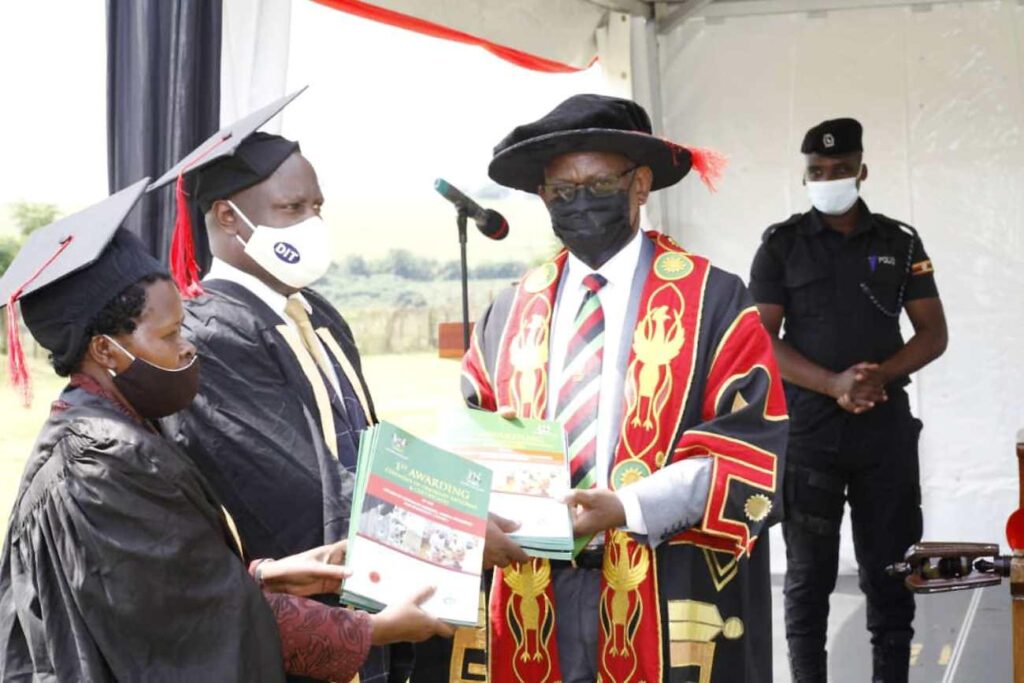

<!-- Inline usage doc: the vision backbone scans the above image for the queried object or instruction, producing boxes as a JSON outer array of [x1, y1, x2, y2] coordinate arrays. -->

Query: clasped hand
[[830, 362, 888, 414]]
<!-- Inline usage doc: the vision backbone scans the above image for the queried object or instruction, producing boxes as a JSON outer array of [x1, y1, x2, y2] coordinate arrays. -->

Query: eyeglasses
[[540, 166, 638, 203]]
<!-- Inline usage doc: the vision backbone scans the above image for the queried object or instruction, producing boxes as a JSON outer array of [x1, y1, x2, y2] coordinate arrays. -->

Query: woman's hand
[[370, 585, 455, 645], [258, 540, 351, 597], [297, 539, 348, 565]]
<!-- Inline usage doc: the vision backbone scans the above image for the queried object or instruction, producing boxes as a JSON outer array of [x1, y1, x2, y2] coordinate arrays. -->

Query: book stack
[[438, 409, 575, 561], [342, 422, 492, 627]]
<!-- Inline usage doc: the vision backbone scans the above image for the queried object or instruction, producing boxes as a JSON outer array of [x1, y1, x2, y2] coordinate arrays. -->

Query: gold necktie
[[283, 297, 334, 380]]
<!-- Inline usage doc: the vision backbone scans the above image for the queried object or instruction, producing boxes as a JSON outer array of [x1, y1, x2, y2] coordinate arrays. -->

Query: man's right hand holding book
[[484, 513, 529, 569]]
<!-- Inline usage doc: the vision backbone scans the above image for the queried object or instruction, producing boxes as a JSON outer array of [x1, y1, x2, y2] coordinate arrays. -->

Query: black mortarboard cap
[[149, 86, 307, 194], [189, 132, 300, 213], [0, 178, 166, 405], [148, 86, 306, 298], [801, 118, 863, 156]]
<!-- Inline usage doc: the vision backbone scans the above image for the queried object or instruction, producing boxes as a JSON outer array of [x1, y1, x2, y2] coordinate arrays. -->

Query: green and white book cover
[[438, 409, 574, 560], [343, 422, 492, 627]]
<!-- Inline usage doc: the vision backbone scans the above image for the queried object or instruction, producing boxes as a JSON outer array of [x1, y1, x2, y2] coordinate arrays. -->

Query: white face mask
[[228, 200, 333, 289], [805, 173, 860, 216]]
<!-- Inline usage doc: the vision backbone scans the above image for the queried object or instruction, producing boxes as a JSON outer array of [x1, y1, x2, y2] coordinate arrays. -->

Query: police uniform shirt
[[749, 200, 937, 430]]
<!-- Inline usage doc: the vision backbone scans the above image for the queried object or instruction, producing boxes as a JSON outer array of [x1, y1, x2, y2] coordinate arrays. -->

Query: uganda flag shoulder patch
[[911, 259, 934, 276]]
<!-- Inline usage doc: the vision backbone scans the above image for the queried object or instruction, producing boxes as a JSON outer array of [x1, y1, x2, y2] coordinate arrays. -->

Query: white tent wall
[[221, 0, 293, 128], [651, 0, 1024, 573]]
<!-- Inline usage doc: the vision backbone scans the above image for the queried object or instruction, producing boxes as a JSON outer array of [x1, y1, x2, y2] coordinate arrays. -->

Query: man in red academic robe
[[461, 94, 789, 683]]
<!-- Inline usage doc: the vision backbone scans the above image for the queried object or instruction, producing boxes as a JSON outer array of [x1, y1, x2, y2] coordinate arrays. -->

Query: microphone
[[434, 179, 509, 240]]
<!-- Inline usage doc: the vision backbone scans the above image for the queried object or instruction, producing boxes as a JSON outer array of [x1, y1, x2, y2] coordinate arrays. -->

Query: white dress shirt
[[545, 232, 652, 533], [547, 231, 641, 484], [205, 258, 343, 396], [544, 233, 710, 540]]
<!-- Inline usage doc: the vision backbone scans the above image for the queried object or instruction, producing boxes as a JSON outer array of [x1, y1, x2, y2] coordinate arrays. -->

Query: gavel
[[886, 541, 1006, 593], [885, 432, 1024, 681]]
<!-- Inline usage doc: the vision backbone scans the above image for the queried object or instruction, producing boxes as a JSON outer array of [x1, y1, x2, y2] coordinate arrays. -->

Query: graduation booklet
[[342, 422, 492, 627], [436, 409, 575, 560]]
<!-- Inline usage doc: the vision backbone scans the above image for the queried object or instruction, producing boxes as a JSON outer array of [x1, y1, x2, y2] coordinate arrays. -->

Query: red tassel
[[687, 146, 729, 192], [171, 174, 204, 299], [168, 133, 234, 299], [6, 236, 74, 407], [7, 297, 31, 407]]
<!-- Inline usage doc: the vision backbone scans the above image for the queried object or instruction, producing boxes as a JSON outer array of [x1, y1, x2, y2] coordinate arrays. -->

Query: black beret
[[489, 94, 692, 193], [801, 118, 863, 156]]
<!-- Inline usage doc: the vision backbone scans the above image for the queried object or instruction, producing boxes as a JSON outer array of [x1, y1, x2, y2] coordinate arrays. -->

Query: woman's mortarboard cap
[[0, 178, 166, 405]]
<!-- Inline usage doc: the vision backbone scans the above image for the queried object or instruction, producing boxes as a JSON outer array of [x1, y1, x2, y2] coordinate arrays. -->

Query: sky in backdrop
[[0, 3, 108, 206], [0, 1, 612, 263]]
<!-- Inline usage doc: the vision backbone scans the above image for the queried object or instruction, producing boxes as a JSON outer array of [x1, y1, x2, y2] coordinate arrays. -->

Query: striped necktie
[[556, 273, 608, 489]]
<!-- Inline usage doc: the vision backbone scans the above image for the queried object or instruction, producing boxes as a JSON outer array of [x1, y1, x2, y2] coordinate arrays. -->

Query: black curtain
[[106, 0, 221, 270]]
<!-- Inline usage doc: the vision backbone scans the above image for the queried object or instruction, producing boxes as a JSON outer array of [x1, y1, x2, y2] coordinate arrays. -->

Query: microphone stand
[[457, 208, 471, 351]]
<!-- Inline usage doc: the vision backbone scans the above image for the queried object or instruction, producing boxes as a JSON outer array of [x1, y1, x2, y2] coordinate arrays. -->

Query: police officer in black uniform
[[749, 118, 948, 683]]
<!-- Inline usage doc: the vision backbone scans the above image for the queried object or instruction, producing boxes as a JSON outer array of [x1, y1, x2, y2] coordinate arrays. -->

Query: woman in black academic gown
[[0, 185, 449, 682]]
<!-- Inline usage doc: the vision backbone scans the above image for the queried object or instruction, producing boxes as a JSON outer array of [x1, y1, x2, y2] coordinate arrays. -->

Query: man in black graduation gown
[[157, 92, 527, 683], [158, 94, 406, 682], [163, 130, 374, 562]]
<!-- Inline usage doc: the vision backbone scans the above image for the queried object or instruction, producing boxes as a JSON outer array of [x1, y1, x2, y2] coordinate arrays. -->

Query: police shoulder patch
[[761, 213, 802, 243], [873, 213, 918, 239]]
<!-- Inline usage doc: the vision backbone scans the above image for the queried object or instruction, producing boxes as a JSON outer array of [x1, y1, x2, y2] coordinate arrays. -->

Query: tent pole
[[632, 14, 673, 236], [1013, 434, 1024, 682]]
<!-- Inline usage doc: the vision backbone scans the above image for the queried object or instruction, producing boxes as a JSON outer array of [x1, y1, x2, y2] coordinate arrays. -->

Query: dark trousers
[[783, 393, 923, 682], [551, 566, 603, 683]]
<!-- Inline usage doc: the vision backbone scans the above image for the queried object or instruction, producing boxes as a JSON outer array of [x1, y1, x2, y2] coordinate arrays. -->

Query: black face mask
[[547, 189, 636, 270], [105, 336, 200, 419]]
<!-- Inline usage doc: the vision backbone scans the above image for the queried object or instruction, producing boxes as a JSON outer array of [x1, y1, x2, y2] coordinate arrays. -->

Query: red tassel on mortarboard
[[687, 146, 729, 192], [7, 296, 30, 407], [6, 236, 74, 407], [170, 174, 204, 299], [169, 134, 234, 299]]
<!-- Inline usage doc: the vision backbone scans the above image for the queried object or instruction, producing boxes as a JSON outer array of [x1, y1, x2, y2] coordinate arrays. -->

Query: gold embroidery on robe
[[508, 310, 550, 418], [667, 599, 744, 683], [503, 559, 556, 681], [599, 531, 650, 678]]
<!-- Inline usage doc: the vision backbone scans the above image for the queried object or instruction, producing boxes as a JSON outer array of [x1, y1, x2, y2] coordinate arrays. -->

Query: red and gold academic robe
[[460, 232, 788, 683]]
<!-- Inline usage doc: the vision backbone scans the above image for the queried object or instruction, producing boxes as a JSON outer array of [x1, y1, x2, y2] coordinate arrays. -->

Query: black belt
[[550, 547, 604, 570]]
